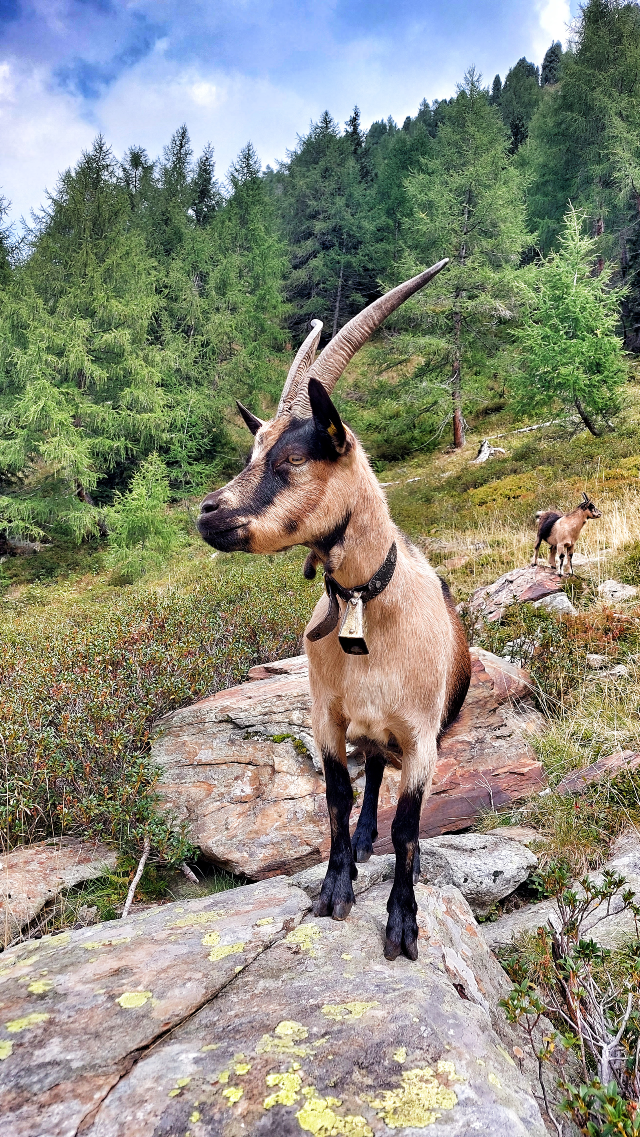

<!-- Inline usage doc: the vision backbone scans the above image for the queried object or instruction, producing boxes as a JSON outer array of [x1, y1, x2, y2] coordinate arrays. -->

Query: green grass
[[0, 546, 322, 862]]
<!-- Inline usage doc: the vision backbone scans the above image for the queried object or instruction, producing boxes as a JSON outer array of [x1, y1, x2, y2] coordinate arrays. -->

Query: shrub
[[105, 454, 183, 583]]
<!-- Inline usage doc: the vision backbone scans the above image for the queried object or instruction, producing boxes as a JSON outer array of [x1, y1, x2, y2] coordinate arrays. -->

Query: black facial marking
[[308, 378, 347, 451]]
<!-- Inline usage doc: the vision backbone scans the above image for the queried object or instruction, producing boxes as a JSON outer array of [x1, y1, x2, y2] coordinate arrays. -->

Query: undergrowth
[[0, 548, 321, 862]]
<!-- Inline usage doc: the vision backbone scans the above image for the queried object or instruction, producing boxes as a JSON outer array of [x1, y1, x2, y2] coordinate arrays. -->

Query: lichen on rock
[[367, 1061, 461, 1129]]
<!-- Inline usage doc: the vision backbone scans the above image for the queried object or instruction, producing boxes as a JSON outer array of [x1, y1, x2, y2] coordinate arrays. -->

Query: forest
[[0, 0, 637, 558]]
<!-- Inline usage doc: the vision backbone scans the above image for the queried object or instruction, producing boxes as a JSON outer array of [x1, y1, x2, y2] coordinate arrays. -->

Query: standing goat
[[531, 492, 602, 576], [197, 263, 471, 961]]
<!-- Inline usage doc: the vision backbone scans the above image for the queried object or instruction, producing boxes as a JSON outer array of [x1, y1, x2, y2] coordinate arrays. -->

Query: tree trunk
[[451, 305, 465, 449], [332, 241, 345, 339], [574, 397, 601, 437]]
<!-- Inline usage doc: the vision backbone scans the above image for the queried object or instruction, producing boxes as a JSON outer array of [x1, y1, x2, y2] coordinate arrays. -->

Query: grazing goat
[[531, 492, 602, 576], [197, 263, 471, 962]]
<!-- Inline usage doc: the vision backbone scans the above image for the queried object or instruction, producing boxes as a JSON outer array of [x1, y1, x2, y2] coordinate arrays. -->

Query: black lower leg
[[385, 786, 424, 961], [314, 753, 357, 921], [352, 748, 386, 863]]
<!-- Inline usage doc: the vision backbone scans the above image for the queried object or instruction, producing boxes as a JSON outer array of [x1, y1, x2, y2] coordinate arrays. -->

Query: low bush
[[0, 549, 321, 861]]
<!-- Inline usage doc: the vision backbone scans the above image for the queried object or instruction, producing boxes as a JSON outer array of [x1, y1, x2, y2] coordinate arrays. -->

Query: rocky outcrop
[[482, 829, 640, 952], [420, 834, 538, 917], [466, 565, 572, 623], [153, 650, 545, 878], [598, 579, 638, 603], [0, 871, 552, 1136], [1, 838, 118, 948]]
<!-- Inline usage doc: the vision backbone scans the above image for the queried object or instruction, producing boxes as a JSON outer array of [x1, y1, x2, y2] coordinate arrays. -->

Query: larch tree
[[513, 205, 627, 435], [400, 69, 530, 448]]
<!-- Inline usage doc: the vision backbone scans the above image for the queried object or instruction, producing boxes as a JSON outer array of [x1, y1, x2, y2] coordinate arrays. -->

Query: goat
[[531, 492, 602, 576], [197, 263, 471, 962]]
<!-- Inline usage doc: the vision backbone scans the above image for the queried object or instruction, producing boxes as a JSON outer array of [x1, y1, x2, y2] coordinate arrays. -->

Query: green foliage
[[497, 57, 541, 151], [106, 454, 183, 583], [0, 550, 320, 860], [512, 205, 627, 434], [398, 68, 530, 448]]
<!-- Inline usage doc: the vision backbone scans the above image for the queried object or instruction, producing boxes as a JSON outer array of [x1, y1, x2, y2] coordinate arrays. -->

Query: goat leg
[[351, 746, 386, 863], [385, 783, 425, 961], [314, 752, 357, 921]]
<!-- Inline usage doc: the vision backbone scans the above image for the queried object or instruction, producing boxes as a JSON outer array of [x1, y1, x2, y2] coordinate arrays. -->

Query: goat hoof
[[313, 867, 356, 920], [352, 839, 373, 863], [385, 902, 419, 961], [383, 932, 418, 962]]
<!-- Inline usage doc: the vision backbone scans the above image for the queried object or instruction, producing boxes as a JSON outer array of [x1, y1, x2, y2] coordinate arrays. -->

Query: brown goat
[[197, 263, 471, 961], [531, 492, 602, 576]]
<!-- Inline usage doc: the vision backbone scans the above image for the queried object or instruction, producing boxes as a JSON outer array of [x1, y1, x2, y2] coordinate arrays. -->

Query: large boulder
[[152, 650, 545, 878], [1, 838, 118, 948], [0, 872, 552, 1135], [420, 834, 538, 917], [466, 565, 568, 623]]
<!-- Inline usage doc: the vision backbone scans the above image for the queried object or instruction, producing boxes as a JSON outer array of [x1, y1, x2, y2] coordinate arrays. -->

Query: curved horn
[[581, 491, 589, 502], [291, 259, 449, 417], [277, 319, 323, 416]]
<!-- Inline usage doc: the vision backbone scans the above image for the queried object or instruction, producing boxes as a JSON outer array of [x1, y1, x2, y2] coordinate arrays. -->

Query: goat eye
[[288, 455, 306, 466]]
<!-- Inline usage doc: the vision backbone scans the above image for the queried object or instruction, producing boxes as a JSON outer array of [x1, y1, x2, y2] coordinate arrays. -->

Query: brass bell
[[338, 595, 369, 655]]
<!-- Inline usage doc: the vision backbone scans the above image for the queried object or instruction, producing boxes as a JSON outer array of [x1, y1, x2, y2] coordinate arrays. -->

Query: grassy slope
[[4, 344, 640, 888]]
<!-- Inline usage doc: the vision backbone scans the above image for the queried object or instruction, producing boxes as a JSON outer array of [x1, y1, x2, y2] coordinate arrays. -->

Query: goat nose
[[200, 496, 220, 515]]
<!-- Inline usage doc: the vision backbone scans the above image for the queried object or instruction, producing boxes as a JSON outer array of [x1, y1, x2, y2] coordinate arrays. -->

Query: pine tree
[[0, 138, 167, 539], [540, 41, 563, 85], [499, 57, 541, 151], [513, 205, 627, 433], [400, 69, 530, 448], [278, 112, 382, 339], [490, 75, 502, 105]]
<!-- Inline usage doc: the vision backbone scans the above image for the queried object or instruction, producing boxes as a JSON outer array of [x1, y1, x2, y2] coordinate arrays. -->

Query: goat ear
[[308, 377, 348, 452], [236, 400, 264, 436]]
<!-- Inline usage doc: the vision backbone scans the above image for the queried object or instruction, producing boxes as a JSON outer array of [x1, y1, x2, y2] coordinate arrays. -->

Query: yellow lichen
[[49, 932, 70, 947], [0, 1041, 13, 1060], [222, 1086, 243, 1104], [201, 1043, 220, 1052], [495, 1044, 516, 1068], [234, 1062, 252, 1075], [27, 979, 53, 994], [116, 991, 152, 1009], [219, 1070, 230, 1083], [201, 931, 220, 948], [341, 954, 352, 961], [284, 924, 321, 954], [83, 937, 130, 951], [321, 1002, 378, 1021], [393, 1047, 407, 1064], [171, 911, 224, 928], [296, 1094, 373, 1136], [168, 1089, 180, 1098], [176, 1077, 192, 1087], [5, 1012, 49, 1033], [208, 942, 245, 962], [488, 1071, 502, 1088], [264, 1065, 302, 1108], [367, 1063, 461, 1129], [258, 1020, 312, 1056], [190, 1110, 201, 1123], [255, 917, 274, 926]]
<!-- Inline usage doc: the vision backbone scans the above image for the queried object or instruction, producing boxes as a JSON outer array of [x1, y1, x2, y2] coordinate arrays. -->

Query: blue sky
[[0, 0, 577, 226]]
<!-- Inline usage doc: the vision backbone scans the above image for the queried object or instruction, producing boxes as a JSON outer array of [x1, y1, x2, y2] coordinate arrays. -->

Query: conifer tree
[[400, 69, 529, 448], [499, 57, 541, 151], [540, 41, 563, 85], [513, 205, 626, 433]]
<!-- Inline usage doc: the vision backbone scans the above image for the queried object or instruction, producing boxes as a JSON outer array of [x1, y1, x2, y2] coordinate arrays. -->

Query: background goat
[[197, 263, 471, 962], [531, 492, 602, 576]]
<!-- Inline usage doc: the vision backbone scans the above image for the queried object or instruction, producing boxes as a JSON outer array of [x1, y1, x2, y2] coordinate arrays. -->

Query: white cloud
[[532, 0, 572, 59], [0, 58, 94, 224]]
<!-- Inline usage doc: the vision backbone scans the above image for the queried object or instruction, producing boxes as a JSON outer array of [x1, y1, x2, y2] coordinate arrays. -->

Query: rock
[[0, 876, 553, 1136], [466, 565, 565, 623], [419, 834, 538, 917], [599, 579, 638, 602], [153, 650, 545, 878], [586, 653, 607, 668], [533, 591, 577, 616], [485, 826, 542, 847], [291, 849, 455, 902], [482, 828, 640, 952], [0, 837, 118, 948], [0, 876, 310, 1137], [556, 750, 640, 796]]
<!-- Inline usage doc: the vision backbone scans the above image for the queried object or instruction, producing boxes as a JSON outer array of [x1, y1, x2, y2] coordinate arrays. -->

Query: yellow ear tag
[[327, 422, 338, 437]]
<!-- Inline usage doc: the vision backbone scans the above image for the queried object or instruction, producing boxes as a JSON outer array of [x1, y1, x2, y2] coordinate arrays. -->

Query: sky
[[0, 0, 578, 227]]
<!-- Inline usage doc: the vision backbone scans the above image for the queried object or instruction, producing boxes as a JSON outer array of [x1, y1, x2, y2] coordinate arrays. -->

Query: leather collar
[[306, 540, 397, 644]]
